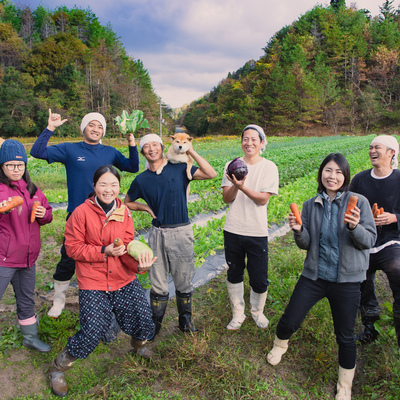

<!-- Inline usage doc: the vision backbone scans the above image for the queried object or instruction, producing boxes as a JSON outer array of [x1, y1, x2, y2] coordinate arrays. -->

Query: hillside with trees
[[183, 0, 400, 136], [0, 0, 171, 138]]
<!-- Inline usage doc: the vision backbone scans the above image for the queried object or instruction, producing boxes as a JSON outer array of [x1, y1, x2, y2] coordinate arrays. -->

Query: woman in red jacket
[[0, 140, 53, 353], [49, 165, 157, 398]]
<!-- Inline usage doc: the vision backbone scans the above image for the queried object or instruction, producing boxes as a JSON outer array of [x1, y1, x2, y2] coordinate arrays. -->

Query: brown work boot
[[49, 346, 76, 397], [131, 338, 160, 360]]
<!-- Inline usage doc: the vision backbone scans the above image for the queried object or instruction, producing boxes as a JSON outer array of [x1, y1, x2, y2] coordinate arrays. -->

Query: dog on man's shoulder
[[156, 133, 194, 179]]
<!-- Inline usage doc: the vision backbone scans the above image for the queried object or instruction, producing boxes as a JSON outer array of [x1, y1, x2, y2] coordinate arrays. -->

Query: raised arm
[[113, 133, 139, 173], [188, 144, 216, 180], [31, 108, 67, 160]]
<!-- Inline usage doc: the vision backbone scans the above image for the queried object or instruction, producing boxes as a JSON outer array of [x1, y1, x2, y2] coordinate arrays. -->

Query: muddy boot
[[226, 280, 246, 330], [49, 346, 77, 397], [20, 319, 51, 353], [148, 292, 169, 341], [394, 313, 400, 347], [131, 338, 159, 360], [250, 288, 269, 329], [176, 290, 199, 334], [336, 366, 355, 400], [356, 316, 379, 345], [48, 280, 70, 318], [267, 336, 289, 366]]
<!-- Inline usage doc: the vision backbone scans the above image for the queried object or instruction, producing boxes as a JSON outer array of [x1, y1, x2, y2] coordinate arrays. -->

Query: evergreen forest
[[183, 0, 400, 136], [0, 0, 169, 138]]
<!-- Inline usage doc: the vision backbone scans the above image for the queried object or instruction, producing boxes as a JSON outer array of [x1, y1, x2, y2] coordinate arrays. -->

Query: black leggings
[[276, 275, 360, 369]]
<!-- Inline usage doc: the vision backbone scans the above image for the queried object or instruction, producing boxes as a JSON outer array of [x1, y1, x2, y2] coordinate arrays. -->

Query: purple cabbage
[[227, 157, 248, 181]]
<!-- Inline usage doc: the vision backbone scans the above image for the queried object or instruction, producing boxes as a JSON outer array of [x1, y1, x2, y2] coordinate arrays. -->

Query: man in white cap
[[350, 134, 400, 347], [124, 133, 216, 339], [31, 109, 139, 327]]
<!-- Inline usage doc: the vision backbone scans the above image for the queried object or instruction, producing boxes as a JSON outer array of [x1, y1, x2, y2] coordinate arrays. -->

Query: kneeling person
[[49, 165, 157, 397]]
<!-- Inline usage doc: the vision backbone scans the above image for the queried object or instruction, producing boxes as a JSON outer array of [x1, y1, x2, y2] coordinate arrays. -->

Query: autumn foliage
[[183, 2, 400, 136], [0, 1, 163, 138]]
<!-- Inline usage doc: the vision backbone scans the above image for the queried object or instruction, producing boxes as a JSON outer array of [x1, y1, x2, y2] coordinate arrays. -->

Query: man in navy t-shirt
[[125, 133, 216, 339], [31, 109, 139, 320]]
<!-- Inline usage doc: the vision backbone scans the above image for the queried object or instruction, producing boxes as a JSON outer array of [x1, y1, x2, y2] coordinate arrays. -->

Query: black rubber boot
[[49, 346, 77, 397], [356, 316, 379, 344], [176, 290, 199, 334], [148, 292, 169, 341], [393, 313, 400, 347]]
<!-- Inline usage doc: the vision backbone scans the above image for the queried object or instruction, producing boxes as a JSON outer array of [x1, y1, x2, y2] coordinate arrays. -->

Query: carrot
[[372, 203, 384, 218], [30, 201, 41, 223], [114, 237, 124, 247], [372, 203, 378, 218], [0, 196, 23, 213], [290, 203, 302, 225], [344, 195, 358, 223]]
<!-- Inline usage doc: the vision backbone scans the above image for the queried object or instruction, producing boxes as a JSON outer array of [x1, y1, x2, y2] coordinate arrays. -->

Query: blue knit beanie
[[0, 140, 28, 164]]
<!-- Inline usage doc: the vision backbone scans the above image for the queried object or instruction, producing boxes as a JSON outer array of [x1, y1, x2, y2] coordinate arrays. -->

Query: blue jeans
[[360, 245, 400, 318], [276, 275, 360, 369], [224, 230, 269, 293]]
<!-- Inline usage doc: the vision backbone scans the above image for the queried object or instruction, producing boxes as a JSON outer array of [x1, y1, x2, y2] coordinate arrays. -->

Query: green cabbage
[[127, 240, 153, 261]]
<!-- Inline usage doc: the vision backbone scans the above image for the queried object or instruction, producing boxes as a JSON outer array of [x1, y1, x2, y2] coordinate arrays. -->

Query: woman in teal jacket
[[267, 153, 376, 400]]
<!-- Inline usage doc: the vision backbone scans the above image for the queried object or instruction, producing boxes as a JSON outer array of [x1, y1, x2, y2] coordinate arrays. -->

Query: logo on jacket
[[77, 157, 85, 162]]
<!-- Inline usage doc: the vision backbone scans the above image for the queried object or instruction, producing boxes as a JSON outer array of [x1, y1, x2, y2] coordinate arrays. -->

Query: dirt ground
[[0, 281, 178, 400]]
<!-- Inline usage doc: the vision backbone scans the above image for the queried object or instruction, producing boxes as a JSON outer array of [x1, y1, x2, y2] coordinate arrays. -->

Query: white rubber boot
[[226, 280, 246, 330], [267, 336, 289, 365], [336, 366, 355, 400], [250, 289, 269, 328], [48, 280, 70, 318]]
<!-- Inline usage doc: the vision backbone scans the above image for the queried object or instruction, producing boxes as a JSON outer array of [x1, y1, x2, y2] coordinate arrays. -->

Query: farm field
[[0, 134, 399, 399]]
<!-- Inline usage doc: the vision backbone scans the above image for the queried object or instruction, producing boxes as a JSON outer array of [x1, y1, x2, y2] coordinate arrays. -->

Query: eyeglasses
[[4, 163, 25, 171]]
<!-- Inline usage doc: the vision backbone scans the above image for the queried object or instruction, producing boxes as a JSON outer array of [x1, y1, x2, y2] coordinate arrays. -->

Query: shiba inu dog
[[156, 133, 194, 179]]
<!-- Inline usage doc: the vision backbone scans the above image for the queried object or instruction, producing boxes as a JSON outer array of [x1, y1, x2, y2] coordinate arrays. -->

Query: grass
[[1, 233, 399, 399], [1, 135, 400, 398]]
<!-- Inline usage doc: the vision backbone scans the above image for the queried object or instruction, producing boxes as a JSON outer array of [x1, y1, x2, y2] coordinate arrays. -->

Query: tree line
[[183, 0, 400, 136], [0, 0, 172, 138]]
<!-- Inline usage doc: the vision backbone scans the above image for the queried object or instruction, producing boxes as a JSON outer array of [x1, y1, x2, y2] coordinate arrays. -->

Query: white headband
[[243, 124, 267, 154], [80, 113, 107, 137], [371, 135, 399, 169], [139, 134, 163, 151]]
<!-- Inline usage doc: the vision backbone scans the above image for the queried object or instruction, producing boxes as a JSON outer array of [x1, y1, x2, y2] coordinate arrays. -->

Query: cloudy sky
[[25, 0, 387, 108]]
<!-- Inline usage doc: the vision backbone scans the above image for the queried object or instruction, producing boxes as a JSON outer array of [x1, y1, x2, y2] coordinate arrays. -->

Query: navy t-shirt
[[127, 163, 198, 226], [47, 141, 138, 212]]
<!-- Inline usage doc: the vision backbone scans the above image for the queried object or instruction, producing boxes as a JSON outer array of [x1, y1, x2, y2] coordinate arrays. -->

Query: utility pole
[[158, 98, 167, 140], [159, 100, 162, 140]]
